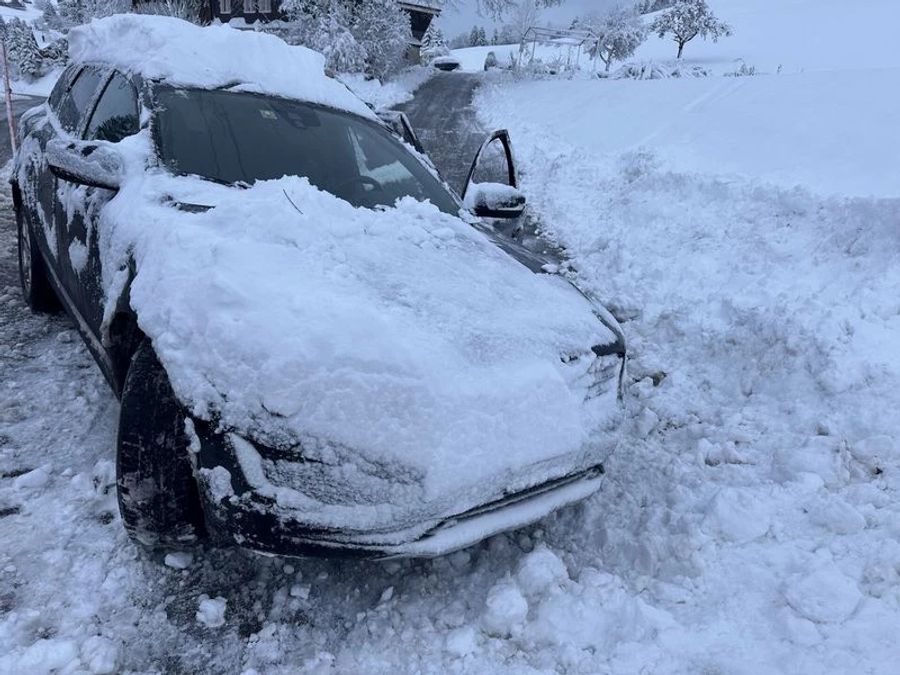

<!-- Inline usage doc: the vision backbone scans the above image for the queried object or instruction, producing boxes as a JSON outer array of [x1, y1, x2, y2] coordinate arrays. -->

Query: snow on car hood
[[68, 15, 374, 120], [100, 165, 620, 502]]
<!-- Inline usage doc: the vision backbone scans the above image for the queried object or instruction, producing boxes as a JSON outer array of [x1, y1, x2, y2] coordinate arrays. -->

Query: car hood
[[100, 171, 623, 505]]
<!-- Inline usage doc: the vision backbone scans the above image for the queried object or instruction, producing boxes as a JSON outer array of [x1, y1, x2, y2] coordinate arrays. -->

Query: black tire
[[116, 340, 206, 549], [16, 199, 60, 312]]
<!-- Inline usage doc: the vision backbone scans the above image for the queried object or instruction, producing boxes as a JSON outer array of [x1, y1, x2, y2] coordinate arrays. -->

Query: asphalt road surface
[[0, 96, 42, 165], [395, 72, 486, 196]]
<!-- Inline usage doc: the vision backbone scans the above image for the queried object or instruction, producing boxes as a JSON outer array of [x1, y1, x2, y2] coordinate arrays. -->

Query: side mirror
[[464, 182, 526, 219], [47, 138, 123, 190]]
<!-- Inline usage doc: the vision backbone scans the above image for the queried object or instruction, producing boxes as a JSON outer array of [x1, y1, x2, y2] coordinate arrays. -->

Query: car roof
[[67, 14, 375, 121]]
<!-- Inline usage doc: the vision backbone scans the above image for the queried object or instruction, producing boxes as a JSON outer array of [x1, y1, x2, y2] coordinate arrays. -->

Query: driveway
[[395, 72, 486, 196]]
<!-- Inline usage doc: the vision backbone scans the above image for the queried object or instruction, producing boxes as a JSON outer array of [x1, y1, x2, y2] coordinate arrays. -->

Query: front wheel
[[116, 340, 206, 549], [16, 201, 59, 312]]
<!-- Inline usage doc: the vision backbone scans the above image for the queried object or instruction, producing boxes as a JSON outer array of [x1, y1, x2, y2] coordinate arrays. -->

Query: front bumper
[[193, 426, 606, 559]]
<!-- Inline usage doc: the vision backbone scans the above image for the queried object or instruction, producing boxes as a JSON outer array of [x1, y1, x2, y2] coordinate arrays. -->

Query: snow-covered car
[[431, 55, 462, 72], [12, 16, 627, 559]]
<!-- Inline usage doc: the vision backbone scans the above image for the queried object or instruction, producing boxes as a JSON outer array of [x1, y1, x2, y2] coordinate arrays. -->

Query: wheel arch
[[106, 308, 146, 399]]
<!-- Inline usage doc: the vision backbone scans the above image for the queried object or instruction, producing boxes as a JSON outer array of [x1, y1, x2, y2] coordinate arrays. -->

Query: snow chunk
[[196, 595, 228, 628], [199, 465, 235, 504], [481, 580, 528, 637], [850, 435, 896, 473], [164, 551, 194, 570], [702, 487, 772, 543], [527, 569, 669, 652], [784, 567, 862, 624], [2, 638, 79, 674], [774, 436, 848, 487], [79, 636, 120, 675], [67, 15, 373, 120], [13, 465, 50, 490], [444, 625, 478, 657], [515, 546, 569, 597]]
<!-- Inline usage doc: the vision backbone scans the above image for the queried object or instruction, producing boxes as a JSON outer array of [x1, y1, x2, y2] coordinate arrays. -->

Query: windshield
[[152, 85, 460, 215]]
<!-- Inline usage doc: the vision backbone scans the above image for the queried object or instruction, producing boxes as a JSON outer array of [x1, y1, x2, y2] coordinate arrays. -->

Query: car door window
[[56, 67, 105, 133], [48, 66, 78, 115], [85, 72, 139, 143]]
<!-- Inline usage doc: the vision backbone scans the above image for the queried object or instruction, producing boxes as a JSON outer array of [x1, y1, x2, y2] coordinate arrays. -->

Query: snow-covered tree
[[4, 19, 39, 80], [278, 0, 366, 73], [2, 18, 63, 81], [502, 0, 541, 44], [446, 0, 563, 19], [351, 0, 412, 79], [585, 6, 647, 72], [635, 0, 675, 14], [420, 22, 448, 63], [132, 0, 204, 22], [55, 0, 130, 29], [650, 0, 731, 59]]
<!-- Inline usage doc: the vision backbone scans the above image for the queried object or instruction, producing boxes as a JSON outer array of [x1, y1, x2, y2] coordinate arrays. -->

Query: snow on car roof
[[67, 15, 375, 119]]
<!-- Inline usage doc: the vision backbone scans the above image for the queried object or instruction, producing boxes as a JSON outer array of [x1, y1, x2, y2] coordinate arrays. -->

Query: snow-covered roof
[[67, 15, 375, 119], [398, 1, 442, 14]]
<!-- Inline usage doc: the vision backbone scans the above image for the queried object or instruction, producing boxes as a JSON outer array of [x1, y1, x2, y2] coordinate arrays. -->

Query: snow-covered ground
[[3, 0, 900, 672], [467, 0, 900, 671]]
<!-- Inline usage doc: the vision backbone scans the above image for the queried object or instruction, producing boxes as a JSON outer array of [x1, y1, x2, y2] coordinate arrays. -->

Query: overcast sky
[[435, 0, 620, 38]]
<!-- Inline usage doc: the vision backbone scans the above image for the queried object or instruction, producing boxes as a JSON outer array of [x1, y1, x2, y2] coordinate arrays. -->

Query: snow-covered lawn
[[464, 0, 900, 670]]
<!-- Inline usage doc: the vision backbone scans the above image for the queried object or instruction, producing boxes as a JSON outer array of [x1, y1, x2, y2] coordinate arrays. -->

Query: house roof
[[398, 1, 441, 15]]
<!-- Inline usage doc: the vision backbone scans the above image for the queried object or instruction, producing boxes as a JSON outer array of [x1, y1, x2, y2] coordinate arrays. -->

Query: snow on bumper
[[193, 427, 613, 559]]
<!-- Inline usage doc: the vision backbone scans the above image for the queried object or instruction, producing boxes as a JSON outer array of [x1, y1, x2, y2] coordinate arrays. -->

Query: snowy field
[[2, 0, 900, 673]]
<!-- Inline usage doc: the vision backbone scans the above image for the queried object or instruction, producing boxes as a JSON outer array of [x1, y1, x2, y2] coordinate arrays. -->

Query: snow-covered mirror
[[46, 138, 123, 191], [462, 130, 523, 220], [463, 182, 527, 219]]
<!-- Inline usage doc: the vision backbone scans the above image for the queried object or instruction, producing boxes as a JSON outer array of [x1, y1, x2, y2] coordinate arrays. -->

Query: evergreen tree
[[5, 18, 45, 80], [469, 25, 480, 47]]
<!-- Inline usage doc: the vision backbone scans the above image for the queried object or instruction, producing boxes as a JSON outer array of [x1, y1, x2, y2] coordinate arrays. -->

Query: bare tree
[[650, 0, 731, 59]]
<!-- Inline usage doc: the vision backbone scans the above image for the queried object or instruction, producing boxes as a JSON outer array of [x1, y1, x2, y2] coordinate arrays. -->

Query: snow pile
[[339, 67, 434, 109], [67, 15, 374, 119], [468, 0, 900, 664]]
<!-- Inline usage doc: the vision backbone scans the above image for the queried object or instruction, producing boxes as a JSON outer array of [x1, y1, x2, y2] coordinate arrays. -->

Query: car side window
[[86, 72, 139, 143], [48, 66, 78, 115], [56, 67, 105, 133]]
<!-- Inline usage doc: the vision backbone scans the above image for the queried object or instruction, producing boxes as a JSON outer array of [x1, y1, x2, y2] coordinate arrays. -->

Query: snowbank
[[68, 15, 374, 119], [465, 1, 900, 669], [339, 67, 434, 109]]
